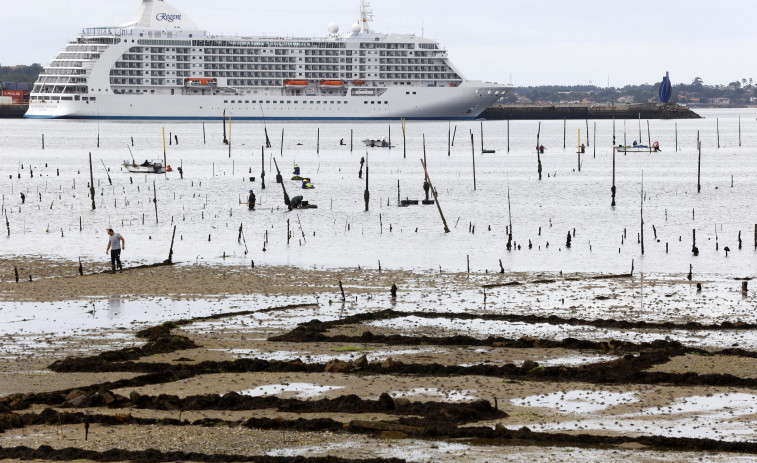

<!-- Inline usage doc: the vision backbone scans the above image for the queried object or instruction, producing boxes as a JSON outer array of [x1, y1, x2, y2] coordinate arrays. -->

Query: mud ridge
[[0, 445, 405, 463]]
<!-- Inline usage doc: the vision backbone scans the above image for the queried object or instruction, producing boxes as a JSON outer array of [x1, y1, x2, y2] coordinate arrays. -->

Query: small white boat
[[123, 160, 169, 174], [362, 139, 391, 148], [616, 143, 661, 153]]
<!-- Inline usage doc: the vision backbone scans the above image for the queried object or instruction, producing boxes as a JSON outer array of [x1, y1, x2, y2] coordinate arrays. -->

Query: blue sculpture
[[659, 72, 672, 103]]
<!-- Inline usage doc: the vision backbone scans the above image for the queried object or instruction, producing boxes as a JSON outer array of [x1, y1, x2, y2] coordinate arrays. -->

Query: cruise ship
[[26, 0, 510, 120]]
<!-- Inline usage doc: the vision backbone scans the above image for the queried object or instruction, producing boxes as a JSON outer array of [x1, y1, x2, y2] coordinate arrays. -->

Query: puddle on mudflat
[[239, 383, 344, 399], [368, 316, 757, 350], [510, 390, 639, 414], [210, 347, 440, 363], [388, 387, 478, 402]]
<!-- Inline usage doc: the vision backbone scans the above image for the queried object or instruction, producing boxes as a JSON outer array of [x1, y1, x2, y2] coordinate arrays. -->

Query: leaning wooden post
[[697, 131, 702, 193], [364, 153, 370, 212], [451, 124, 457, 146], [273, 158, 292, 211], [153, 180, 158, 224], [611, 146, 616, 207], [88, 152, 96, 210], [167, 225, 177, 263], [421, 159, 450, 233], [536, 121, 542, 181], [202, 122, 206, 144], [280, 128, 284, 156], [260, 147, 266, 190], [470, 131, 477, 190], [716, 118, 720, 148]]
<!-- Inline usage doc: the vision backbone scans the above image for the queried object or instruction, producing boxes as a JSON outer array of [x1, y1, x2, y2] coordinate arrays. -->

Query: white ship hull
[[26, 0, 510, 121], [26, 82, 503, 120]]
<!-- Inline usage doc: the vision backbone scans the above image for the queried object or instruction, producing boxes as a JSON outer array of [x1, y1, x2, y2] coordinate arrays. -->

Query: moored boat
[[123, 160, 169, 173]]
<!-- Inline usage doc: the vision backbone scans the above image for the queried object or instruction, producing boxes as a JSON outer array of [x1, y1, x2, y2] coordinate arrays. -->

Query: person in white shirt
[[106, 228, 125, 274]]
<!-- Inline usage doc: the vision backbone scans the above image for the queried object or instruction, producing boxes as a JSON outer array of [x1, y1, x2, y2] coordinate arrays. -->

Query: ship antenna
[[360, 0, 374, 34]]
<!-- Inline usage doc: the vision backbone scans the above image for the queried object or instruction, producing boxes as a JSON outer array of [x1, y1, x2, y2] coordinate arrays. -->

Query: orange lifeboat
[[285, 80, 309, 89], [320, 80, 344, 88], [353, 80, 367, 86]]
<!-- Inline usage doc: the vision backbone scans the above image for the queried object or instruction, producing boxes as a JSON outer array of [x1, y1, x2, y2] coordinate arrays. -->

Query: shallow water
[[1, 109, 755, 275]]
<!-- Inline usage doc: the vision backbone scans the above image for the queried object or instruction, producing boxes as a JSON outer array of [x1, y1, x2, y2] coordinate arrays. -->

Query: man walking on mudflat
[[106, 228, 125, 274]]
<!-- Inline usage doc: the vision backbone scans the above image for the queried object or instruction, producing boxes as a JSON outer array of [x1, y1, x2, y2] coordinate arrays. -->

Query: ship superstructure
[[27, 0, 509, 120]]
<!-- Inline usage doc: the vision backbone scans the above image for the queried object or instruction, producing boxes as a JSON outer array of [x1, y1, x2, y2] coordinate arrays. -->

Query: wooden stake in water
[[203, 122, 206, 144], [716, 118, 720, 148], [640, 171, 645, 255], [611, 147, 616, 207], [577, 129, 581, 172], [593, 121, 596, 158], [222, 109, 227, 142], [739, 115, 742, 146], [585, 118, 590, 147], [470, 131, 477, 190], [228, 117, 232, 158], [697, 131, 702, 193], [167, 225, 176, 263], [42, 134, 44, 150], [162, 127, 167, 172], [317, 127, 320, 154], [420, 158, 450, 233], [261, 147, 266, 190], [452, 124, 457, 146], [448, 121, 451, 156], [153, 180, 158, 224], [364, 152, 369, 212], [88, 152, 96, 210], [350, 129, 353, 152], [623, 119, 627, 154], [563, 117, 566, 149], [646, 120, 651, 154], [536, 121, 542, 181], [675, 122, 678, 152], [638, 112, 642, 143], [402, 118, 407, 159], [280, 128, 284, 156], [507, 119, 510, 153], [388, 124, 391, 150]]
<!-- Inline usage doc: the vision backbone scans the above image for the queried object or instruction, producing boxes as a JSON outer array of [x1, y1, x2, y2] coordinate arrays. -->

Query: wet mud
[[5, 305, 757, 459]]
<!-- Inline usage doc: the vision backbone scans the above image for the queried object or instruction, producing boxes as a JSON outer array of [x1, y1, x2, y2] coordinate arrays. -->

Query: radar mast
[[360, 0, 374, 34]]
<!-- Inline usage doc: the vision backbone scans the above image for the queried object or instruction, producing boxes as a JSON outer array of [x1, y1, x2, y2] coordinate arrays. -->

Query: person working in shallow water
[[247, 190, 256, 210], [293, 164, 300, 175], [105, 228, 125, 274]]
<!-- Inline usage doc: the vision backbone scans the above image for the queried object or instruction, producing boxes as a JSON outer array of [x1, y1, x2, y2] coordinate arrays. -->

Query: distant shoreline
[[0, 102, 706, 120]]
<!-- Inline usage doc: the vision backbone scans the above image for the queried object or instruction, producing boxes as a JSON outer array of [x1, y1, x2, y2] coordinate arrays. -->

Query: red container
[[2, 90, 27, 102]]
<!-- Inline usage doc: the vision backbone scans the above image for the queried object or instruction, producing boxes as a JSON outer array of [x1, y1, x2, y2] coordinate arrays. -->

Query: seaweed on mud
[[0, 445, 406, 463]]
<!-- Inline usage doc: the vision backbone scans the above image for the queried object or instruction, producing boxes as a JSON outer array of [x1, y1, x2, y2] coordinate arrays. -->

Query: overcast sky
[[3, 0, 755, 87]]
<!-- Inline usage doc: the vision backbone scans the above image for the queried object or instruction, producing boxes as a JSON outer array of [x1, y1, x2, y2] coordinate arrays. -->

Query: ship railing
[[82, 27, 132, 37]]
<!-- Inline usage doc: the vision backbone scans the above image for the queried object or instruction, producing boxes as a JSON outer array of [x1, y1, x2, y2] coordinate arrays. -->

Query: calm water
[[1, 108, 756, 275]]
